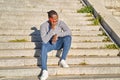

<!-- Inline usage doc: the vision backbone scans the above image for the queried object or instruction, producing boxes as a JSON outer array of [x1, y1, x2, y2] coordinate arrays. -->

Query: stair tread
[[0, 64, 120, 77], [0, 35, 107, 42], [0, 42, 115, 50], [0, 64, 120, 69], [1, 74, 120, 80], [0, 56, 119, 59], [0, 49, 119, 57]]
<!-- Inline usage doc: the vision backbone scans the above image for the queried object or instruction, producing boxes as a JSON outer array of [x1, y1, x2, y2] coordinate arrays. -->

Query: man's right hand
[[49, 18, 57, 30]]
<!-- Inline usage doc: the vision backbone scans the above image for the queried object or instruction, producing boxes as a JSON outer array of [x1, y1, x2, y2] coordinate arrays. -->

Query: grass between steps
[[9, 39, 28, 42], [78, 5, 112, 32], [98, 31, 107, 36], [105, 44, 120, 49], [99, 44, 120, 49], [102, 37, 111, 42], [77, 6, 93, 14], [98, 27, 120, 49], [92, 17, 100, 25], [80, 62, 87, 65], [77, 6, 101, 26], [98, 31, 111, 42]]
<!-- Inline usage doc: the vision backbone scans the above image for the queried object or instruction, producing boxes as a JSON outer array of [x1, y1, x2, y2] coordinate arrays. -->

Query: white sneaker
[[56, 50, 62, 58], [40, 70, 48, 80], [59, 59, 69, 68]]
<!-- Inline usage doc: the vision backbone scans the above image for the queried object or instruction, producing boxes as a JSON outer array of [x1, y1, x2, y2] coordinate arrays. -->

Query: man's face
[[49, 14, 58, 25]]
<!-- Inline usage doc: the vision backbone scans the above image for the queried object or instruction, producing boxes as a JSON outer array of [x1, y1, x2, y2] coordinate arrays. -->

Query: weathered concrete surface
[[0, 0, 120, 80], [83, 0, 120, 46]]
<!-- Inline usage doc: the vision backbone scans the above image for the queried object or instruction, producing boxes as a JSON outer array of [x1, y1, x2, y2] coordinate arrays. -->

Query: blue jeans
[[40, 36, 71, 70]]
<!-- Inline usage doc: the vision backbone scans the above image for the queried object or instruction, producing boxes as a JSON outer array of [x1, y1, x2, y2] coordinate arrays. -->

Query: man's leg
[[61, 36, 72, 60], [55, 36, 72, 59], [40, 42, 55, 80], [55, 36, 72, 68], [41, 42, 55, 70], [55, 37, 64, 58]]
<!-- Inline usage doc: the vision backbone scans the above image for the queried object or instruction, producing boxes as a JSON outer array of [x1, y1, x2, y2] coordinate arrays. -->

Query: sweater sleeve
[[57, 21, 72, 37], [40, 25, 55, 43]]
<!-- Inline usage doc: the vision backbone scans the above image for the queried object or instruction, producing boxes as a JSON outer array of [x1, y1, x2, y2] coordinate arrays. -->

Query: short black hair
[[47, 10, 58, 18]]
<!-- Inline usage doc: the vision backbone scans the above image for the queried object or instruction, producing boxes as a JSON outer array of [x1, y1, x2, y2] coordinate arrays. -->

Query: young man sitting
[[40, 10, 72, 80]]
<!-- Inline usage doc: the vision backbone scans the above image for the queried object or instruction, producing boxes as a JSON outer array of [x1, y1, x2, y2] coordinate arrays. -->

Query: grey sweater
[[40, 20, 72, 43]]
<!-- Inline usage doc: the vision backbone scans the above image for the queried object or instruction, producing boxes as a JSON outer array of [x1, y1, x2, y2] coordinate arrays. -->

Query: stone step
[[2, 74, 120, 80], [113, 11, 120, 16], [0, 7, 79, 13], [0, 25, 100, 30], [61, 36, 106, 42], [0, 56, 120, 67], [0, 7, 81, 12], [0, 35, 106, 42], [0, 19, 93, 24], [71, 42, 113, 49], [0, 65, 120, 77], [0, 4, 81, 10], [64, 31, 103, 36], [0, 20, 93, 26], [0, 3, 82, 8], [0, 3, 82, 11], [0, 23, 94, 28], [0, 16, 93, 22], [0, 42, 113, 49], [0, 12, 92, 18], [30, 21, 93, 26], [0, 3, 81, 8], [70, 26, 100, 31], [42, 1, 81, 5], [0, 30, 102, 36], [0, 22, 94, 27], [0, 1, 81, 6], [0, 17, 92, 23], [0, 11, 91, 17], [0, 0, 80, 2], [36, 0, 81, 2], [46, 74, 120, 80], [0, 19, 94, 27], [0, 0, 80, 3], [0, 49, 119, 58]]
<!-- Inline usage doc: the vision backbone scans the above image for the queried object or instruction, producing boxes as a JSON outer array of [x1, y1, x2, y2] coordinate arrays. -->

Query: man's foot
[[56, 50, 62, 58], [40, 70, 48, 80], [59, 59, 69, 68]]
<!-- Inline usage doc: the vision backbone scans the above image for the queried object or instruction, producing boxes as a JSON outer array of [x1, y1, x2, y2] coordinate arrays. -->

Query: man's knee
[[41, 42, 49, 51], [41, 42, 48, 47], [63, 36, 72, 42]]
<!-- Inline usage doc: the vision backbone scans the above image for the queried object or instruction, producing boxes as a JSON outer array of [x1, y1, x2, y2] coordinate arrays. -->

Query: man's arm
[[40, 25, 55, 43], [57, 21, 72, 37]]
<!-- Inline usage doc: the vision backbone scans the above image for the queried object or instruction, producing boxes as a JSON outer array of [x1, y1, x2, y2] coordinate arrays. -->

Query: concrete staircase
[[0, 0, 120, 80], [101, 0, 120, 22]]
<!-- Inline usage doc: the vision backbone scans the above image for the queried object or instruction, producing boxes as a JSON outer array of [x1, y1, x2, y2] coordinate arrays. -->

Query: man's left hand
[[52, 34, 58, 43]]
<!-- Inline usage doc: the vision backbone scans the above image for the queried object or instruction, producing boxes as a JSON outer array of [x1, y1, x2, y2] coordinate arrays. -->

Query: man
[[40, 10, 72, 80]]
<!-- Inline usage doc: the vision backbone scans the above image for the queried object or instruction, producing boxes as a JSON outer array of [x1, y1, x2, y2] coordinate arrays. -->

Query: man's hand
[[49, 18, 57, 30], [52, 34, 58, 43]]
